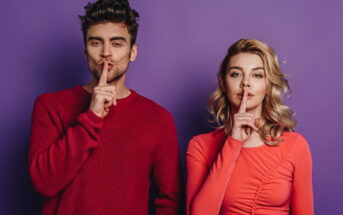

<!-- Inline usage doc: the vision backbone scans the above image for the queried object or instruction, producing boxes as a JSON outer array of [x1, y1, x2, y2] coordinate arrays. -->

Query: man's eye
[[112, 42, 122, 47], [91, 41, 100, 46]]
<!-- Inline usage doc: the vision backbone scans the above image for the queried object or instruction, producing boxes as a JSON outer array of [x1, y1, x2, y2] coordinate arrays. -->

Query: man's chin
[[108, 72, 126, 83]]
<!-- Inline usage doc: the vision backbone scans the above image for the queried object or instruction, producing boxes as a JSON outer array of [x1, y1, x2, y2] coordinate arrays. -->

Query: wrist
[[89, 108, 103, 119]]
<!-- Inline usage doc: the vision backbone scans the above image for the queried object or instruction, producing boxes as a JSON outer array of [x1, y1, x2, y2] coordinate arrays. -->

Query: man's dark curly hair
[[79, 0, 139, 47]]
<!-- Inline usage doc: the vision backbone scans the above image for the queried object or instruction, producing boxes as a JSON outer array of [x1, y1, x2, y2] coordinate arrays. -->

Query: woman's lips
[[237, 94, 254, 99]]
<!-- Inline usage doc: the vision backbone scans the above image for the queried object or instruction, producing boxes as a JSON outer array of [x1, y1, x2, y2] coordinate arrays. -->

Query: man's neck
[[83, 76, 131, 99]]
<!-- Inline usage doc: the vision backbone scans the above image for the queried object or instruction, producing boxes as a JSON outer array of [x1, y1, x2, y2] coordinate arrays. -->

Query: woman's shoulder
[[281, 131, 308, 145], [187, 129, 227, 154], [279, 131, 311, 157]]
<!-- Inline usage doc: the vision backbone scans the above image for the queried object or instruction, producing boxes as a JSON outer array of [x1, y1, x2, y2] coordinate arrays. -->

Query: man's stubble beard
[[92, 52, 132, 84], [92, 62, 130, 84]]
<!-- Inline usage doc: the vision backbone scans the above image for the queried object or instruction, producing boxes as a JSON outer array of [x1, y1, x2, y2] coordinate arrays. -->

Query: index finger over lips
[[98, 61, 108, 86], [238, 86, 248, 113]]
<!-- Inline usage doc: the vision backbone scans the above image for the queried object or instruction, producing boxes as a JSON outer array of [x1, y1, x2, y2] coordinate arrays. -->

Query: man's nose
[[101, 43, 112, 58]]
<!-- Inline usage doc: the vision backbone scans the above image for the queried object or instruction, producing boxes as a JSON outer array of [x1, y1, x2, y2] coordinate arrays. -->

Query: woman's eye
[[253, 74, 264, 78], [229, 72, 240, 77]]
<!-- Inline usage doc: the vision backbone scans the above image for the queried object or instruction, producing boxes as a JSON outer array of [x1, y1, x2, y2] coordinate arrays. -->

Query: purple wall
[[1, 0, 342, 214]]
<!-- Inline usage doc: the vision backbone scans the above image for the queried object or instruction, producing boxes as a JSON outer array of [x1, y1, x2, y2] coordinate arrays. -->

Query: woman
[[186, 39, 313, 215]]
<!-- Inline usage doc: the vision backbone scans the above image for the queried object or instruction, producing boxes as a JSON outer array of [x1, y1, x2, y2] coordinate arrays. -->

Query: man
[[28, 0, 184, 214]]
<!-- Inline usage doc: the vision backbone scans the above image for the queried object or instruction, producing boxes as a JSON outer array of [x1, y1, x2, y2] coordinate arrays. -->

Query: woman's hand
[[231, 87, 258, 142]]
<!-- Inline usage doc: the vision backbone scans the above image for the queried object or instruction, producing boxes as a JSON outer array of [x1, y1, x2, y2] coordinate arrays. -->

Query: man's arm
[[28, 96, 103, 197], [151, 117, 185, 215], [29, 61, 115, 197]]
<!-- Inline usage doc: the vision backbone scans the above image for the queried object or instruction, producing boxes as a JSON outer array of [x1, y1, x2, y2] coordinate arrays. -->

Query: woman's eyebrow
[[252, 67, 265, 71], [228, 66, 243, 71]]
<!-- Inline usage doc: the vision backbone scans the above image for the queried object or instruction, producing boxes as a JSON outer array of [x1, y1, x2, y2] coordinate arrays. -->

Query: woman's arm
[[291, 135, 314, 214], [186, 136, 243, 215]]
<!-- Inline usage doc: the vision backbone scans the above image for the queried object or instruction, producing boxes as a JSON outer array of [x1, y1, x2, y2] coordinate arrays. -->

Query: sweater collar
[[75, 85, 138, 104]]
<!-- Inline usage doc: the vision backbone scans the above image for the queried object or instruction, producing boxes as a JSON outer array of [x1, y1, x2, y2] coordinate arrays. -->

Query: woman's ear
[[219, 75, 226, 92]]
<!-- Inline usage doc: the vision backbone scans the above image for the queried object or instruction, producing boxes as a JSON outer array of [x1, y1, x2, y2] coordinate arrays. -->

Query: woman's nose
[[240, 80, 250, 88]]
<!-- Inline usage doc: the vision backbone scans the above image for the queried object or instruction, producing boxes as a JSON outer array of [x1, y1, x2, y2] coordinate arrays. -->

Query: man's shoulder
[[36, 85, 86, 105], [133, 91, 174, 121]]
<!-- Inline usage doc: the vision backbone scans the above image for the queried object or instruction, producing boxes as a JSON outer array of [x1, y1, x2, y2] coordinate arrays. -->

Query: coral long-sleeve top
[[186, 129, 313, 215]]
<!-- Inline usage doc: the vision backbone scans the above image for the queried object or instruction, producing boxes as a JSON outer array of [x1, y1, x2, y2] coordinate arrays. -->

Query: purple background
[[1, 0, 342, 214]]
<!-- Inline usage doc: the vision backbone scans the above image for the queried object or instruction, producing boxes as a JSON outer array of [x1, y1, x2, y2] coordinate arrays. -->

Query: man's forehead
[[87, 22, 130, 38]]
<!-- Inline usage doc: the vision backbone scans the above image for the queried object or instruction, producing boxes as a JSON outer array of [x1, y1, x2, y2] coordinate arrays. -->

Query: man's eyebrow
[[88, 36, 103, 41], [87, 36, 127, 42], [110, 37, 127, 42]]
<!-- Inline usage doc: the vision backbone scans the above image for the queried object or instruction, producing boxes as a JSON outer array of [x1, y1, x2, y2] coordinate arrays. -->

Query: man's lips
[[99, 63, 113, 70]]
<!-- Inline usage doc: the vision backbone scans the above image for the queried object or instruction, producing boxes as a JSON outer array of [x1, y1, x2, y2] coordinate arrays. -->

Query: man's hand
[[89, 61, 117, 118], [231, 86, 258, 142]]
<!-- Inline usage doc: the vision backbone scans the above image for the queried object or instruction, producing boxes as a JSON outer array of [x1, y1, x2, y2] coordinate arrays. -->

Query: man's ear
[[129, 43, 138, 62], [84, 48, 88, 60]]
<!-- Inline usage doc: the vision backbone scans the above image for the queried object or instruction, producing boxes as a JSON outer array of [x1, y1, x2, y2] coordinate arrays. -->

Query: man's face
[[85, 22, 137, 83]]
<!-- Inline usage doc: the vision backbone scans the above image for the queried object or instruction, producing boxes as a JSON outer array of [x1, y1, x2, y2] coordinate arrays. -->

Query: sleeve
[[291, 135, 314, 214], [151, 117, 185, 215], [28, 96, 104, 197], [186, 136, 243, 215]]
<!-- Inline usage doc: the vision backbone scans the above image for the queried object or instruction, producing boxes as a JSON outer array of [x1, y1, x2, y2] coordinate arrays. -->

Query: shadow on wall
[[5, 39, 87, 214], [177, 94, 214, 160], [148, 90, 214, 215], [6, 121, 43, 214]]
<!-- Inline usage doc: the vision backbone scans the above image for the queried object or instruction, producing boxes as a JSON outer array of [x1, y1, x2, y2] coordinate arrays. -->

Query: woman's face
[[223, 52, 267, 115]]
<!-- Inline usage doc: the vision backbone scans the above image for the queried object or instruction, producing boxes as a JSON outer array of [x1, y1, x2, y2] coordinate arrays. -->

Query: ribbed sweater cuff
[[77, 109, 104, 133], [85, 109, 104, 125]]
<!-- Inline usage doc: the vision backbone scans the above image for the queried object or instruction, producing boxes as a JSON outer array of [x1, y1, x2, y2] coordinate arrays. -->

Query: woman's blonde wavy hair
[[209, 39, 296, 145]]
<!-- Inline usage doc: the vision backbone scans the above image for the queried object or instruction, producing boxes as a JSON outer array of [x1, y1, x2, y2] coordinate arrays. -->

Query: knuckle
[[94, 89, 103, 94]]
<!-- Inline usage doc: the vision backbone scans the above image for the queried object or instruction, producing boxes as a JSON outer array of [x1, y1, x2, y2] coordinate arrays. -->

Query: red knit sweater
[[28, 85, 184, 215]]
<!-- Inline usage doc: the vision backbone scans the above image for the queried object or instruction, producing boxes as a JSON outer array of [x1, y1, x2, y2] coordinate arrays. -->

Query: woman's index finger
[[238, 87, 248, 113]]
